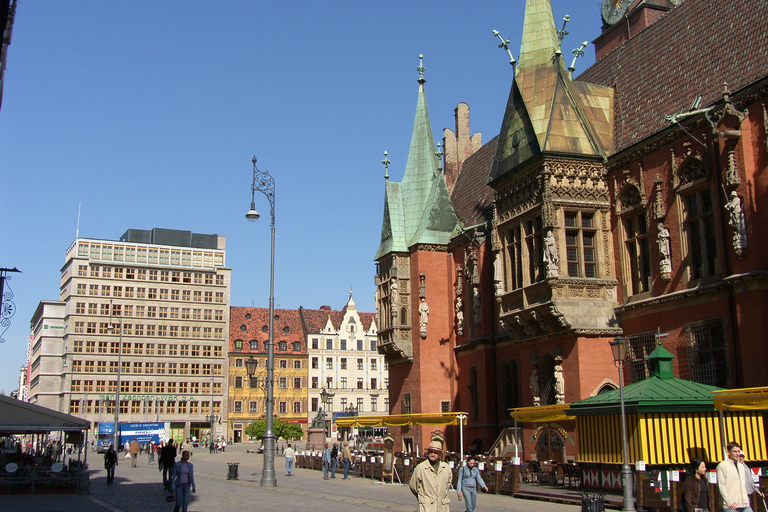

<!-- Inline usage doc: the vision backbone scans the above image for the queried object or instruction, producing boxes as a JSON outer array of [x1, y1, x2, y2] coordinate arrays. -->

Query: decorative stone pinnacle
[[492, 30, 516, 66], [557, 15, 570, 43], [417, 54, 425, 84], [435, 141, 444, 173], [381, 150, 391, 181]]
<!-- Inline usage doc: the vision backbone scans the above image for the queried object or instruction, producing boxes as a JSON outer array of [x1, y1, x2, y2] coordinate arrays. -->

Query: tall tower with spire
[[374, 55, 460, 450]]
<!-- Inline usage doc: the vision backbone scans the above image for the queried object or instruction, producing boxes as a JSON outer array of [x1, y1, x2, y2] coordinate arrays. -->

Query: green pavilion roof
[[568, 344, 723, 415]]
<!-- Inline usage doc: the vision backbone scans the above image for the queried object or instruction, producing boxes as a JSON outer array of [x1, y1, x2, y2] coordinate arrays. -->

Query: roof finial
[[417, 54, 425, 84], [381, 150, 391, 180], [568, 41, 588, 75], [557, 15, 570, 45], [435, 141, 444, 174], [492, 30, 516, 67]]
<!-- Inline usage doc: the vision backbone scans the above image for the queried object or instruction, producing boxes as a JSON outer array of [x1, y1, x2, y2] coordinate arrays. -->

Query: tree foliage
[[245, 418, 304, 441]]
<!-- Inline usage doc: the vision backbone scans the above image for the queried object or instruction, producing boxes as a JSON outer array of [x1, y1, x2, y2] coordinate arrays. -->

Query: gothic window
[[623, 214, 650, 295], [678, 158, 708, 186], [525, 216, 545, 283], [500, 359, 521, 415], [565, 212, 597, 278], [683, 189, 717, 279], [619, 186, 642, 210], [402, 392, 412, 415], [400, 307, 407, 325], [626, 331, 656, 383], [682, 319, 729, 388], [504, 226, 524, 290]]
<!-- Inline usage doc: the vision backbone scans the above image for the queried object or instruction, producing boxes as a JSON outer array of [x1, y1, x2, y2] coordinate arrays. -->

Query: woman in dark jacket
[[683, 457, 709, 512], [104, 444, 118, 485]]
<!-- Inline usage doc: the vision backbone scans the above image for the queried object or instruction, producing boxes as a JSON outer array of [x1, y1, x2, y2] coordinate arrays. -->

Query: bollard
[[227, 462, 239, 480]]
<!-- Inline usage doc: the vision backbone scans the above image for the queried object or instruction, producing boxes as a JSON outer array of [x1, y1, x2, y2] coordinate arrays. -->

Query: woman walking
[[456, 456, 489, 512], [171, 450, 196, 512], [683, 457, 709, 512], [103, 444, 118, 485]]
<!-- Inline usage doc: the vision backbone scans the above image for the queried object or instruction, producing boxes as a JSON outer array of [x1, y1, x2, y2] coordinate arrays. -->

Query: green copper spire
[[375, 54, 459, 260]]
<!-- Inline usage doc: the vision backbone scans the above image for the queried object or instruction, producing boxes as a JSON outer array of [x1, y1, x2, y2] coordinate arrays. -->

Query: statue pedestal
[[307, 428, 326, 451]]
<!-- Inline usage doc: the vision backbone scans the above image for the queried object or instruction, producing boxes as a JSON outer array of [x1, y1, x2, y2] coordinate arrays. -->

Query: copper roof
[[578, 0, 768, 153]]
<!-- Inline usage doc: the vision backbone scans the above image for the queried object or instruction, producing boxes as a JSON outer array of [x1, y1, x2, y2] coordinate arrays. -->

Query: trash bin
[[581, 492, 605, 512], [227, 462, 239, 480]]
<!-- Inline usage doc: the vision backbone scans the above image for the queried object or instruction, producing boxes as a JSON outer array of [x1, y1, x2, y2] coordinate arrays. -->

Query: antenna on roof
[[492, 30, 516, 68], [76, 202, 81, 239]]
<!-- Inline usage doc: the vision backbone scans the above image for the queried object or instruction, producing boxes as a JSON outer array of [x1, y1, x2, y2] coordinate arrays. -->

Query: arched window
[[240, 324, 247, 333], [400, 307, 408, 325]]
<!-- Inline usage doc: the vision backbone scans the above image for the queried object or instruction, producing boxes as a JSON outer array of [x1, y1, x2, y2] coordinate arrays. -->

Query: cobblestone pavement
[[1, 443, 581, 512]]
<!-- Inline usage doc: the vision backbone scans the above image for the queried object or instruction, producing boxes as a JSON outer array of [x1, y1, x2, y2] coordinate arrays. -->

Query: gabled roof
[[229, 306, 307, 355], [578, 0, 768, 153], [489, 0, 613, 183], [0, 395, 91, 434], [451, 136, 497, 228]]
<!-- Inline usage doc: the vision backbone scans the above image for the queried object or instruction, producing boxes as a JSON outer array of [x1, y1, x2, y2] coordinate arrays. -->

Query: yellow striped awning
[[509, 403, 575, 423], [334, 412, 468, 428], [577, 411, 767, 464], [712, 387, 768, 411]]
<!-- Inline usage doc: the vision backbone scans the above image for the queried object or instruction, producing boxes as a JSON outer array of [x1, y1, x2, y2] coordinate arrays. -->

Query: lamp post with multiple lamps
[[208, 376, 218, 453], [610, 335, 636, 512], [246, 156, 277, 487], [107, 302, 123, 450]]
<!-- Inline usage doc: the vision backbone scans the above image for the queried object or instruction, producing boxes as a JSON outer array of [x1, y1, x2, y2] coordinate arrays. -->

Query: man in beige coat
[[409, 439, 452, 512], [129, 439, 140, 468], [717, 441, 753, 512]]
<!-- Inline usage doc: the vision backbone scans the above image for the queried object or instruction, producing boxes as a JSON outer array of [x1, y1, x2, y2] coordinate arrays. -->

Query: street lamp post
[[209, 376, 217, 453], [108, 302, 123, 450], [610, 335, 635, 512], [246, 156, 277, 487]]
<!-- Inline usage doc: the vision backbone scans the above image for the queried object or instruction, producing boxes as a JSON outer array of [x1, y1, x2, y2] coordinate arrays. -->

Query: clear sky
[[0, 0, 602, 394]]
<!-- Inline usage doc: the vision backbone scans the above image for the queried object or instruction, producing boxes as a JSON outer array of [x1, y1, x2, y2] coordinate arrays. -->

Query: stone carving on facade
[[419, 273, 426, 299], [455, 266, 464, 336], [514, 314, 532, 336], [763, 103, 768, 153], [550, 305, 569, 328], [543, 228, 559, 278], [531, 310, 550, 333], [493, 252, 504, 296], [554, 357, 565, 405], [657, 223, 672, 280], [530, 368, 540, 406], [419, 298, 429, 339], [653, 174, 665, 220], [472, 286, 481, 327], [390, 272, 398, 326], [725, 191, 748, 257]]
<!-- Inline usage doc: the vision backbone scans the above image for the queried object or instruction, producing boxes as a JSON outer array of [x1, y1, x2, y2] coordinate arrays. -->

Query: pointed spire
[[417, 53, 425, 84], [381, 150, 391, 180], [518, 0, 561, 68]]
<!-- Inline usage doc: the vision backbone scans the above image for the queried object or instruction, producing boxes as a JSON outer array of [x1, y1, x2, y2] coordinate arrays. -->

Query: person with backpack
[[160, 439, 178, 491], [103, 444, 118, 485], [330, 443, 339, 479]]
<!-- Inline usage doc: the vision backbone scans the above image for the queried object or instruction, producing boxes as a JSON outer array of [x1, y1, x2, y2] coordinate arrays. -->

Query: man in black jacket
[[159, 439, 177, 491]]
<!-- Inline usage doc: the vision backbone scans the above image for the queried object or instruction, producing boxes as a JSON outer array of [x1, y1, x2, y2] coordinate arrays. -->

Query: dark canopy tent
[[0, 395, 90, 434]]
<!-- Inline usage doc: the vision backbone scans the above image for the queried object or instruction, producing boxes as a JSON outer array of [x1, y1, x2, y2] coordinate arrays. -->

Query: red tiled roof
[[450, 136, 498, 228], [577, 0, 768, 153], [229, 306, 306, 355]]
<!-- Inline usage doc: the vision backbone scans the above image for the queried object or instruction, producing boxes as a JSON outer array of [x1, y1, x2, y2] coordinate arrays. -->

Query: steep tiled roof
[[451, 136, 498, 228], [578, 0, 768, 153], [229, 306, 306, 355]]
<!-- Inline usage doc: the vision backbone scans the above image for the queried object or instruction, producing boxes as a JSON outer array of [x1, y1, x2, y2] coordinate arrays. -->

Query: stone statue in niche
[[493, 252, 504, 296], [418, 298, 429, 339], [472, 286, 481, 326], [657, 223, 672, 280], [455, 296, 464, 336], [725, 191, 748, 257], [530, 368, 540, 406], [390, 278, 398, 325], [554, 362, 565, 404], [543, 229, 559, 278]]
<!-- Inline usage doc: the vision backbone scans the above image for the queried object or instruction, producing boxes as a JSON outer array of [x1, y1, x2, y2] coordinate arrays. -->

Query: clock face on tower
[[602, 0, 631, 25]]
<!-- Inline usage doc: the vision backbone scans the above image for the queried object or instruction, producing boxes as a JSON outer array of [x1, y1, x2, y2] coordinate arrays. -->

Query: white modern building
[[27, 228, 231, 442]]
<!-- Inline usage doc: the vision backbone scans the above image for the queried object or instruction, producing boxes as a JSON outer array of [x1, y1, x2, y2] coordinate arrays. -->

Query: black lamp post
[[610, 335, 635, 512], [246, 156, 277, 488]]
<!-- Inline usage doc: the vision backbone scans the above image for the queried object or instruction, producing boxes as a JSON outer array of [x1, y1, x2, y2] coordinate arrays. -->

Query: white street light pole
[[247, 156, 277, 487], [108, 300, 123, 450]]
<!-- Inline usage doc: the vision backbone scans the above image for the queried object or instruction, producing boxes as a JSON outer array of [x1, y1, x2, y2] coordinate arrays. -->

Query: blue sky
[[0, 0, 602, 394]]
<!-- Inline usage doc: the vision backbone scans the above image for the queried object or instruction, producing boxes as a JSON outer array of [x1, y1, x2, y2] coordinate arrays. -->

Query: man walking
[[409, 438, 452, 512], [341, 441, 353, 480], [322, 443, 331, 480], [284, 443, 295, 476], [160, 439, 178, 491], [717, 441, 753, 512], [129, 439, 140, 468]]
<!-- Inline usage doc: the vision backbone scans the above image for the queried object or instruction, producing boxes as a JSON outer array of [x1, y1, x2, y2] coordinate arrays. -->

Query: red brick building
[[375, 0, 768, 460]]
